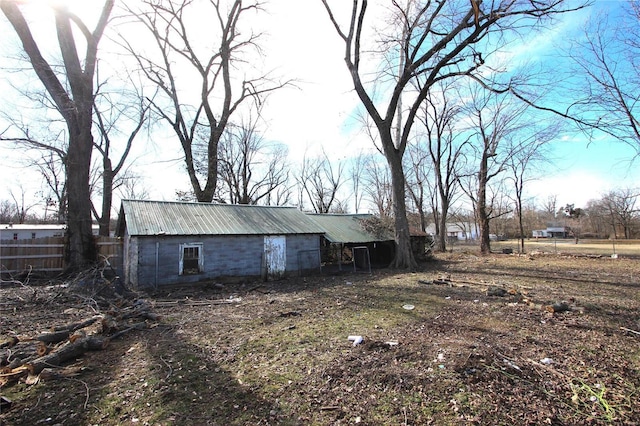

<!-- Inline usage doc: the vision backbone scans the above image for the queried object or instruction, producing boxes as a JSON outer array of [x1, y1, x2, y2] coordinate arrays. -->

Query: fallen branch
[[620, 327, 640, 336], [26, 336, 110, 375]]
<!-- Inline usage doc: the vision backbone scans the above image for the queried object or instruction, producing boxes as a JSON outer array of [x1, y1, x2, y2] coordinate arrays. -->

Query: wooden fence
[[0, 236, 121, 275]]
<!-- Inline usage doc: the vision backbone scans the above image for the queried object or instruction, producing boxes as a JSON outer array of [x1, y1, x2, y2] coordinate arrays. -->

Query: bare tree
[[349, 151, 368, 214], [115, 172, 151, 202], [1, 0, 114, 268], [296, 151, 344, 214], [217, 118, 290, 205], [601, 188, 640, 239], [420, 83, 468, 251], [564, 3, 640, 155], [0, 200, 17, 223], [319, 0, 585, 268], [462, 87, 527, 253], [506, 123, 557, 253], [30, 151, 68, 223], [91, 80, 152, 235], [362, 157, 393, 218], [541, 194, 559, 222], [124, 0, 287, 203], [9, 185, 38, 224], [404, 143, 432, 235]]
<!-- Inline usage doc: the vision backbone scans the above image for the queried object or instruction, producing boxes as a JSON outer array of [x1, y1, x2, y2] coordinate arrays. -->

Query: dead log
[[36, 330, 70, 344], [50, 316, 102, 333], [0, 336, 19, 349], [25, 336, 110, 375], [545, 301, 571, 313], [36, 341, 50, 357], [2, 341, 39, 364], [0, 366, 29, 388]]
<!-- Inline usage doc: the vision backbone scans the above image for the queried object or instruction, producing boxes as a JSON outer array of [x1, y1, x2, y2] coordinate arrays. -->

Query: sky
[[0, 0, 638, 219]]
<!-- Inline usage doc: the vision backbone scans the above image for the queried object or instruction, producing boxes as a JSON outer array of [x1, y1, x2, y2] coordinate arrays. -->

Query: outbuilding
[[116, 200, 325, 289], [306, 213, 395, 271]]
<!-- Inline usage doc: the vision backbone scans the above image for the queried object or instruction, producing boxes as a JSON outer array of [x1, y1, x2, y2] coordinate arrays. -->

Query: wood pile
[[0, 299, 160, 389]]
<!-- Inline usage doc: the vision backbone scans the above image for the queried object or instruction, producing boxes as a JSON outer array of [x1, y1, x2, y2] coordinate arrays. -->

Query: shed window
[[31, 232, 37, 239], [179, 243, 204, 275]]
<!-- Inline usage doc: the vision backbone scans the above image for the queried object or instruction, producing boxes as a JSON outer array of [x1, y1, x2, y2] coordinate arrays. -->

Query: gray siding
[[126, 234, 320, 289]]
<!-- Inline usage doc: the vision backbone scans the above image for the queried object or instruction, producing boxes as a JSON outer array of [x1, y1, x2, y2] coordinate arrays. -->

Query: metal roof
[[306, 213, 394, 244], [118, 200, 325, 237]]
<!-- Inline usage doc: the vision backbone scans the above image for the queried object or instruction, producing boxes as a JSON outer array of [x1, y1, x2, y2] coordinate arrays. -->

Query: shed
[[116, 200, 325, 289], [306, 213, 395, 269]]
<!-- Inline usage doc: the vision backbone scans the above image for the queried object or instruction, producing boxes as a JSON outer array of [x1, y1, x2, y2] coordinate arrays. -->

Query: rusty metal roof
[[306, 213, 394, 244], [118, 200, 325, 237]]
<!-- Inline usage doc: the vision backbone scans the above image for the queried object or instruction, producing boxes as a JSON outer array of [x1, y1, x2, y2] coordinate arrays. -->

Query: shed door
[[264, 236, 286, 280]]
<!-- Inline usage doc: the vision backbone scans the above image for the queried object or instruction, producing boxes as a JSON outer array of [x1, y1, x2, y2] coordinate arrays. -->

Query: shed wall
[[126, 234, 320, 289]]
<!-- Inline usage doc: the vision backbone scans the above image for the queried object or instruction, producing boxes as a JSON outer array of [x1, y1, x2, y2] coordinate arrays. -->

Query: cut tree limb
[[25, 336, 110, 375], [50, 316, 102, 333]]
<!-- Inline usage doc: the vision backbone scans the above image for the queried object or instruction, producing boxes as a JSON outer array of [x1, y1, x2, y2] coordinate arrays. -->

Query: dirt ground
[[1, 251, 639, 425]]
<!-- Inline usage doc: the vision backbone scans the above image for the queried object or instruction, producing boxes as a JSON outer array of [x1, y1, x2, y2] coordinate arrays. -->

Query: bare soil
[[1, 251, 639, 425]]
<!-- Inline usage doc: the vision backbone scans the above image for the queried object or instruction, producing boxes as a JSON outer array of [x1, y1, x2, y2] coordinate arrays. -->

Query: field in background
[[467, 238, 640, 257]]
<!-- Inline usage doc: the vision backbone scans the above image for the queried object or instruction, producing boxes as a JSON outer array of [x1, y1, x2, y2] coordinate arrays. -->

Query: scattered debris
[[0, 396, 11, 412], [0, 296, 161, 389], [540, 357, 554, 365], [402, 304, 415, 310], [347, 335, 363, 346], [620, 327, 640, 337], [487, 286, 508, 297], [279, 311, 302, 318]]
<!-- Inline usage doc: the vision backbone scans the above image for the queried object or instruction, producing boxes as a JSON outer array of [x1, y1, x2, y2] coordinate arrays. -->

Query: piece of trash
[[540, 357, 553, 365], [437, 353, 445, 361], [0, 396, 12, 412], [385, 341, 399, 347], [402, 304, 415, 310], [345, 281, 353, 285], [445, 296, 451, 300], [438, 364, 445, 369], [611, 253, 618, 259], [503, 358, 521, 371], [348, 335, 363, 346]]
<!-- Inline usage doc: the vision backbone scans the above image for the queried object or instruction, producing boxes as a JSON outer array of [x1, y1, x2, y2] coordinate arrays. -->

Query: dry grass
[[1, 251, 639, 425]]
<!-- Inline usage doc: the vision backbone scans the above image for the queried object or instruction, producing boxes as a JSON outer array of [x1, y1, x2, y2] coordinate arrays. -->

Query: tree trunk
[[477, 154, 491, 254], [99, 158, 113, 237], [387, 150, 417, 269], [518, 202, 525, 254], [66, 121, 97, 269], [437, 202, 448, 252]]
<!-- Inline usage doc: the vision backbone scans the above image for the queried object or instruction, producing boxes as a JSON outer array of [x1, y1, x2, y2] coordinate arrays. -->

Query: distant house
[[424, 222, 478, 241], [0, 223, 99, 241], [532, 225, 571, 239], [116, 200, 325, 289]]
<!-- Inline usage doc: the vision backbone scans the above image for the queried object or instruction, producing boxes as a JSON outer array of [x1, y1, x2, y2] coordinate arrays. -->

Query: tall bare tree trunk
[[385, 138, 416, 269], [66, 113, 97, 265], [477, 153, 491, 254], [1, 0, 113, 269]]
